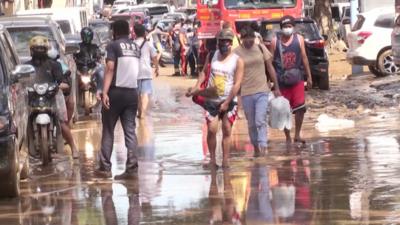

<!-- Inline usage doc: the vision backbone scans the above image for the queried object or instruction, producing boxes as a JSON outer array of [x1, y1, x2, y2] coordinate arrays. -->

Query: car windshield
[[90, 23, 111, 42], [225, 0, 295, 9], [110, 16, 130, 23], [261, 21, 321, 41], [114, 1, 128, 5], [7, 26, 55, 57], [56, 20, 72, 34], [148, 6, 169, 16]]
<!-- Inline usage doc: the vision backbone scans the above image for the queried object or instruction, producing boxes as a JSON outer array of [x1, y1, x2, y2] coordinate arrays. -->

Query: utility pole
[[351, 0, 363, 74]]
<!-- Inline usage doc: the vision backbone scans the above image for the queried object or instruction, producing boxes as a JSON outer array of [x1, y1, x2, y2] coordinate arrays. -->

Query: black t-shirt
[[75, 43, 101, 67], [27, 57, 66, 85], [106, 36, 140, 89]]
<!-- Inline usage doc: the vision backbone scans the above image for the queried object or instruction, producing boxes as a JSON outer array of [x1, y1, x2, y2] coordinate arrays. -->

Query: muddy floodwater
[[1, 73, 400, 225]]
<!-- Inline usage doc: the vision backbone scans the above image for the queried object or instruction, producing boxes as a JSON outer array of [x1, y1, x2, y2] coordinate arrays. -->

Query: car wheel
[[318, 74, 329, 90], [377, 49, 400, 76], [368, 65, 383, 77]]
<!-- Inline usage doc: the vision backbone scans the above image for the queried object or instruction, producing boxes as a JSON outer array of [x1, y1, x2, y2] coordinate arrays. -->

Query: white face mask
[[47, 48, 58, 60], [282, 27, 294, 37]]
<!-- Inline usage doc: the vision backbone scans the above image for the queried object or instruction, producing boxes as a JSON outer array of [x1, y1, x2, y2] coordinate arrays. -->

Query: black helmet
[[81, 27, 94, 44]]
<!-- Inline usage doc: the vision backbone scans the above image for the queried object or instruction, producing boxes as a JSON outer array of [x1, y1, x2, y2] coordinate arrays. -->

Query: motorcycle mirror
[[11, 64, 35, 83]]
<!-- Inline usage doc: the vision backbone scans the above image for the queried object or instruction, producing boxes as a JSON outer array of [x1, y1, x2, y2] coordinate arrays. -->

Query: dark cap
[[280, 15, 296, 28], [217, 28, 234, 41]]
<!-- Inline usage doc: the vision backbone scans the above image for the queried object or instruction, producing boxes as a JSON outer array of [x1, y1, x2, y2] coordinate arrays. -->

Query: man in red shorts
[[270, 15, 312, 146]]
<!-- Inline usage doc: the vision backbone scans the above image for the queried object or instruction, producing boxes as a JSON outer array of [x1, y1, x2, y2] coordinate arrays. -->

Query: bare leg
[[294, 110, 306, 143], [253, 145, 261, 157], [65, 96, 74, 124], [221, 115, 233, 168], [207, 119, 219, 168], [284, 128, 291, 144], [61, 122, 79, 158], [137, 95, 142, 119], [140, 94, 149, 119]]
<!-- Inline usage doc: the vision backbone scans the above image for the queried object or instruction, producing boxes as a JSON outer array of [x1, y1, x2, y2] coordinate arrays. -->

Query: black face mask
[[218, 42, 230, 55], [32, 51, 48, 60]]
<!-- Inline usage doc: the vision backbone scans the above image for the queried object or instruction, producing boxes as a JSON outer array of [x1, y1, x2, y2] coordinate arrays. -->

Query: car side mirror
[[11, 64, 35, 84], [65, 42, 80, 55], [322, 34, 328, 41]]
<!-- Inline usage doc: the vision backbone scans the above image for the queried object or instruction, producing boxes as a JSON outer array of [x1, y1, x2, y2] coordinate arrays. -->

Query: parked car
[[128, 3, 170, 25], [155, 18, 176, 31], [0, 25, 32, 197], [260, 18, 330, 90], [0, 16, 80, 120], [110, 12, 146, 38], [162, 12, 187, 21], [16, 7, 89, 36], [347, 7, 398, 76], [111, 0, 137, 13]]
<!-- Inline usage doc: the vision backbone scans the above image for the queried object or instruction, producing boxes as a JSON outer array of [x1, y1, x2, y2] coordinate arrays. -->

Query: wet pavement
[[1, 71, 400, 224]]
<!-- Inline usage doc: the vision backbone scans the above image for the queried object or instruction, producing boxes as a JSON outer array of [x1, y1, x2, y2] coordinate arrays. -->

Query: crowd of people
[[147, 18, 200, 77], [27, 14, 311, 179], [97, 15, 312, 177]]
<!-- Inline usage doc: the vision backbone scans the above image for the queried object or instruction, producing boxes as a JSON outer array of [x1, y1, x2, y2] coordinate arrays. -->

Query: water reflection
[[100, 182, 140, 225], [208, 170, 242, 225], [246, 163, 273, 224]]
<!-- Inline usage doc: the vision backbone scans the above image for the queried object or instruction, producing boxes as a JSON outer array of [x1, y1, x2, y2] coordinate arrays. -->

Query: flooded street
[[1, 68, 400, 225]]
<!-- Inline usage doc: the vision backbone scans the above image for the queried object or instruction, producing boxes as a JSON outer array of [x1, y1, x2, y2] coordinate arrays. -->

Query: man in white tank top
[[186, 29, 244, 169]]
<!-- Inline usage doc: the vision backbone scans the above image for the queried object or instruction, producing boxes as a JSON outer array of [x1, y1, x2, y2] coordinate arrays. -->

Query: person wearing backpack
[[234, 25, 281, 157], [134, 23, 159, 119], [271, 15, 312, 146]]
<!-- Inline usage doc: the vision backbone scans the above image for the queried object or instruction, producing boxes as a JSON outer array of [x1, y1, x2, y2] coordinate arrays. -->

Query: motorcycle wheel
[[84, 91, 98, 116], [55, 123, 64, 154], [40, 125, 51, 166], [84, 91, 90, 116]]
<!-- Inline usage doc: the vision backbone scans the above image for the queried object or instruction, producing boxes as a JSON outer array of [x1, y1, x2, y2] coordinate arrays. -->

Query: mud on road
[[307, 51, 400, 120]]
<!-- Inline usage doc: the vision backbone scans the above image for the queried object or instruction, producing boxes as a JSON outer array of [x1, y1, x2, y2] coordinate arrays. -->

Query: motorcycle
[[27, 83, 63, 166], [75, 57, 100, 116]]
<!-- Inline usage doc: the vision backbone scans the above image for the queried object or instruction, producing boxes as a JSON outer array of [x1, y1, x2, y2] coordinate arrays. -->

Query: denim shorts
[[137, 79, 153, 94]]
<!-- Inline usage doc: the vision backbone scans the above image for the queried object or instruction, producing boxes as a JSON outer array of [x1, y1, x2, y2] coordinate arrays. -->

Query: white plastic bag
[[268, 96, 292, 130], [315, 114, 355, 132]]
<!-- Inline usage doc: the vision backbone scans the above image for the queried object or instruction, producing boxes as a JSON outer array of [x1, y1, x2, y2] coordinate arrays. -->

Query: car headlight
[[81, 75, 91, 84], [34, 83, 49, 95]]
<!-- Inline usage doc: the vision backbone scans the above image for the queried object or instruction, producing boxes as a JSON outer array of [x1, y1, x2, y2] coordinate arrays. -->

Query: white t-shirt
[[208, 51, 240, 101], [135, 37, 157, 80]]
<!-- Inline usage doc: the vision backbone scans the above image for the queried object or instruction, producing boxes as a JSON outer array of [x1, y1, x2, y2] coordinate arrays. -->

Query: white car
[[346, 7, 399, 76], [111, 0, 137, 14]]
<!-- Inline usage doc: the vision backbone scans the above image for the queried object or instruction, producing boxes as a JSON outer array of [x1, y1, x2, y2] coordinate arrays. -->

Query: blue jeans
[[242, 92, 269, 148]]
